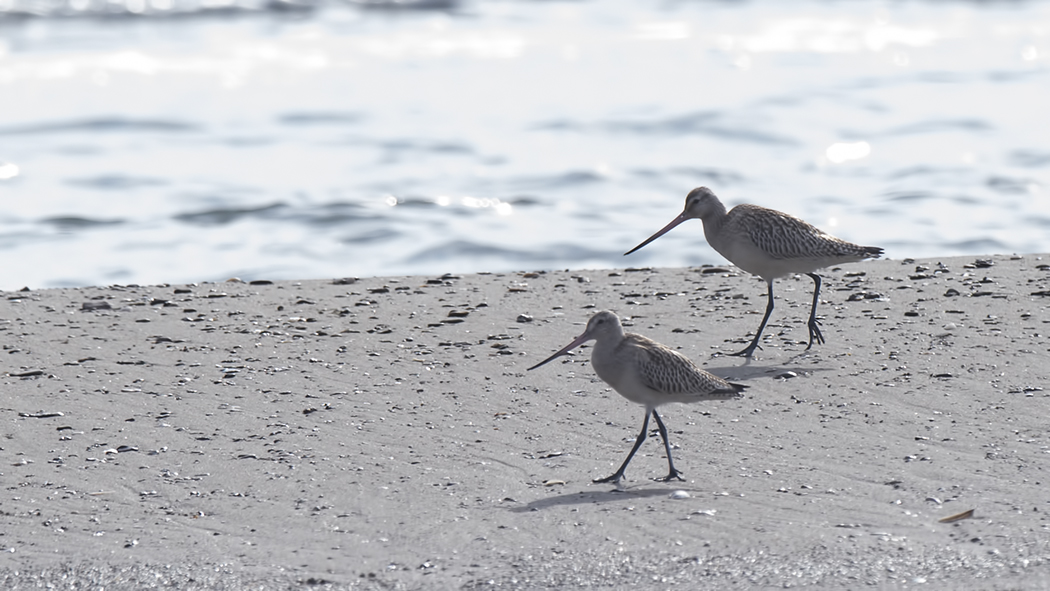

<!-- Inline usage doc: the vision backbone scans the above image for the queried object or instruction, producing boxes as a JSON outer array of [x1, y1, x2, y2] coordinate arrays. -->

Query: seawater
[[0, 0, 1048, 290]]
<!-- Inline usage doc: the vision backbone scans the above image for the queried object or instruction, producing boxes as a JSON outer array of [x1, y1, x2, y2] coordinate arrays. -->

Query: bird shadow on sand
[[701, 359, 834, 383], [508, 484, 695, 513]]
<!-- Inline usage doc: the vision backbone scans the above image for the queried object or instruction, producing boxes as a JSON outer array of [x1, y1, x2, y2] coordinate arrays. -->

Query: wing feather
[[627, 335, 744, 400], [730, 204, 881, 261]]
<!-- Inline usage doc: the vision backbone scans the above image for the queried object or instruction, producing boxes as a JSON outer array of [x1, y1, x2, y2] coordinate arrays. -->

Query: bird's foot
[[728, 342, 761, 358], [657, 469, 685, 483], [593, 473, 624, 485], [806, 319, 825, 349]]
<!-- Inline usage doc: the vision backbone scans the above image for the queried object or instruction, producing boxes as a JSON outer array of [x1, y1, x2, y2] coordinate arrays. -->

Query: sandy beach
[[2, 254, 1049, 589]]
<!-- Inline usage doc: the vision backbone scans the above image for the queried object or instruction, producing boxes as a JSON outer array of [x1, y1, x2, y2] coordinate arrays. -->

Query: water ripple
[[667, 166, 745, 185], [987, 69, 1044, 83], [536, 112, 796, 144], [286, 202, 386, 225], [0, 118, 199, 136], [375, 139, 473, 154], [278, 112, 364, 126], [406, 240, 614, 264], [886, 166, 968, 180], [340, 228, 401, 244], [887, 119, 992, 136], [944, 237, 1011, 252], [600, 112, 796, 144], [1010, 150, 1050, 168], [174, 203, 287, 226], [0, 0, 317, 18], [350, 0, 458, 10], [986, 176, 1037, 194], [0, 0, 459, 18], [508, 171, 607, 191], [629, 166, 744, 189], [883, 190, 938, 202], [41, 216, 124, 229], [65, 175, 168, 190]]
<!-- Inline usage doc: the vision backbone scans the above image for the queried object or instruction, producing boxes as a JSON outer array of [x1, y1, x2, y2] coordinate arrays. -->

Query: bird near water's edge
[[528, 310, 746, 485], [625, 187, 883, 358]]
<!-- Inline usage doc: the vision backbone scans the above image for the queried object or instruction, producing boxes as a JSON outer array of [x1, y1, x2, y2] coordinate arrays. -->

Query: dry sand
[[2, 254, 1049, 590]]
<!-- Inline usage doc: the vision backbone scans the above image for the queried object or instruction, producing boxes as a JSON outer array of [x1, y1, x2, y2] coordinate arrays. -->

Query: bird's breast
[[590, 347, 627, 390], [590, 343, 666, 406]]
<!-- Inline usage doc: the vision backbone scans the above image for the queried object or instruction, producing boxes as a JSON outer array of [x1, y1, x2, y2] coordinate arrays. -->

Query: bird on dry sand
[[625, 186, 884, 358], [528, 310, 746, 485]]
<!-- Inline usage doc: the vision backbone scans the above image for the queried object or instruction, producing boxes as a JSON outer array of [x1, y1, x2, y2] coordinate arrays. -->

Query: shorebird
[[625, 187, 883, 358], [528, 310, 746, 484]]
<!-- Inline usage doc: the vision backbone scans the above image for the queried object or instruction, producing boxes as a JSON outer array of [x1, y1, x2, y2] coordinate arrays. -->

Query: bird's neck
[[699, 200, 730, 240], [590, 334, 627, 386]]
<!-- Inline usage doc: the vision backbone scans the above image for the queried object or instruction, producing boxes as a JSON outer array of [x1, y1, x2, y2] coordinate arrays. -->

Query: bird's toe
[[593, 473, 624, 485], [657, 470, 685, 483]]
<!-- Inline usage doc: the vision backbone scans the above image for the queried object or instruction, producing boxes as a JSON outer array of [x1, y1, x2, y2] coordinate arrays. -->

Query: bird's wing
[[735, 205, 863, 261], [629, 335, 741, 399]]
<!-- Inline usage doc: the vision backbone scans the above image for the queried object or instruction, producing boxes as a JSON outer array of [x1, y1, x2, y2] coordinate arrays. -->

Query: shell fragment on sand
[[938, 509, 975, 523]]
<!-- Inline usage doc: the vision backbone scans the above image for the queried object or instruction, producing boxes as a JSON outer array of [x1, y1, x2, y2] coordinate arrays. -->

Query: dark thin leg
[[594, 410, 651, 484], [730, 280, 775, 358], [805, 273, 825, 349], [651, 409, 684, 482]]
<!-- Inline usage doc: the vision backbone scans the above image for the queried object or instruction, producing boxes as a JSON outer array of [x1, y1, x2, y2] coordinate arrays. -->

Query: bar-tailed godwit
[[625, 187, 883, 358], [528, 310, 746, 484]]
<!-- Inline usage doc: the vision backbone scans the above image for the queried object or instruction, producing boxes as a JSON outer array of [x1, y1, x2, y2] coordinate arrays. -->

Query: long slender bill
[[527, 332, 593, 371], [624, 212, 690, 256]]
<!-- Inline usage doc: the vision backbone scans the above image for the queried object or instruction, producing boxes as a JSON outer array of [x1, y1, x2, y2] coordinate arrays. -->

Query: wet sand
[[2, 254, 1049, 589]]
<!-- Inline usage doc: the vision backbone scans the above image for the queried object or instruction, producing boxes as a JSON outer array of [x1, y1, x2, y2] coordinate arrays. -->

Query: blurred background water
[[0, 0, 1047, 290]]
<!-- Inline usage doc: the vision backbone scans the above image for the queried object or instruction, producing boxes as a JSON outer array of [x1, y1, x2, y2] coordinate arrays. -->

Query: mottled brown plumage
[[528, 310, 746, 484]]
